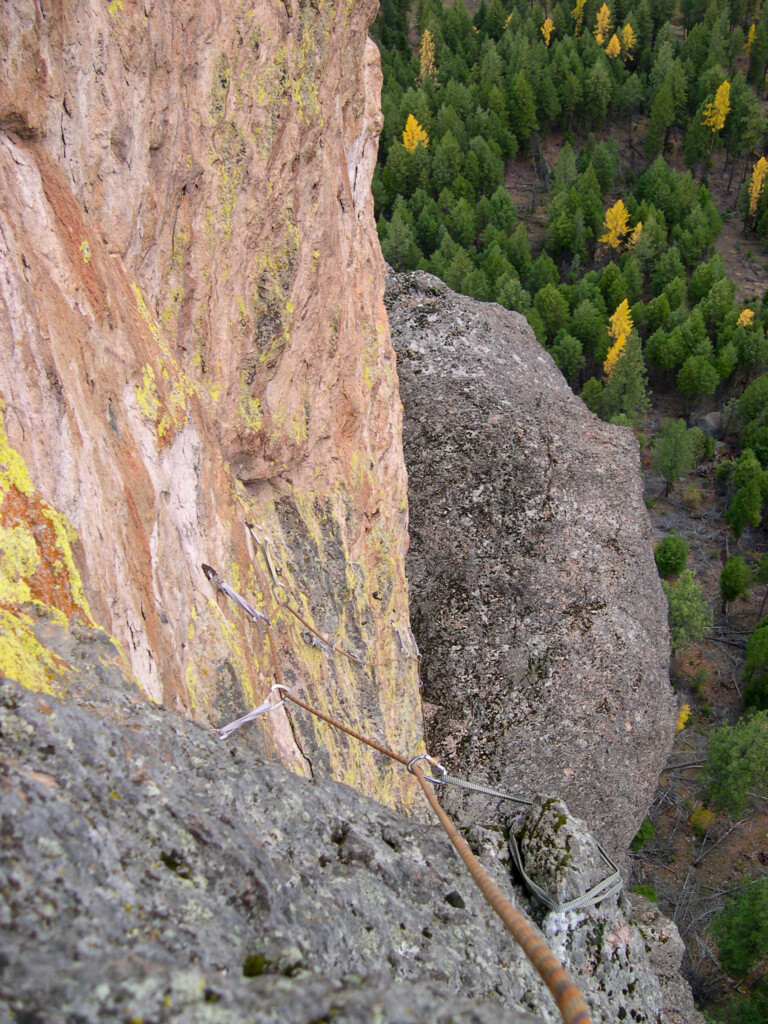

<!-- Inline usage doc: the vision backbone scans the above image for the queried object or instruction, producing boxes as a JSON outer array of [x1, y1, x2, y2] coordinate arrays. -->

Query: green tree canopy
[[704, 711, 768, 815], [711, 878, 768, 978], [654, 534, 688, 577], [662, 569, 713, 651], [651, 418, 701, 495], [720, 555, 753, 610]]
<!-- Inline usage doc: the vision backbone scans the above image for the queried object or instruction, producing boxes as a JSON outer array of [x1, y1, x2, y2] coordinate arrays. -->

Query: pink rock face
[[0, 1, 424, 809]]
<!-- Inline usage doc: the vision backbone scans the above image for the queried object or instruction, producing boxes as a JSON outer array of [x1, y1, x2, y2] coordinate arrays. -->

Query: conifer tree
[[600, 199, 630, 249], [604, 298, 633, 374], [601, 334, 649, 425], [594, 3, 612, 46], [746, 23, 757, 60], [418, 29, 437, 83], [605, 33, 621, 59], [541, 17, 555, 47], [571, 0, 586, 37], [749, 156, 768, 218], [703, 81, 731, 135], [402, 115, 429, 155], [621, 23, 636, 61]]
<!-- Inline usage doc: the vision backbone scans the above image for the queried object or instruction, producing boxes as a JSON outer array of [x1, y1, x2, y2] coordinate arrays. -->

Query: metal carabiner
[[247, 522, 289, 606], [407, 753, 447, 785]]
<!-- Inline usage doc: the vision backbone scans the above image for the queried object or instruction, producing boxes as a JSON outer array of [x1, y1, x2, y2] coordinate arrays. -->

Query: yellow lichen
[[136, 364, 160, 422], [79, 239, 92, 264], [0, 608, 68, 695]]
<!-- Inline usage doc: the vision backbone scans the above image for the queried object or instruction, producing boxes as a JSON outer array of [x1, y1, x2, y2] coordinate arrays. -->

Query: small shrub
[[655, 534, 688, 577], [682, 484, 705, 509], [689, 806, 714, 835], [632, 884, 659, 902], [630, 816, 655, 852], [675, 703, 691, 733]]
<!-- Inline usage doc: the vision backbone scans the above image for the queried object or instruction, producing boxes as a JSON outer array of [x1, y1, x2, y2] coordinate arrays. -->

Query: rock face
[[388, 270, 675, 857], [0, 629, 698, 1023], [0, 1, 423, 808]]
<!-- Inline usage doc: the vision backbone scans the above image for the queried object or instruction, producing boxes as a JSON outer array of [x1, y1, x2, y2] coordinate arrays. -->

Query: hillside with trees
[[371, 2, 768, 1021]]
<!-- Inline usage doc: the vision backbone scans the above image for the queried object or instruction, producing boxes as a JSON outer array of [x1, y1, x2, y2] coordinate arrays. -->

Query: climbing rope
[[218, 682, 595, 1024], [410, 766, 593, 1024]]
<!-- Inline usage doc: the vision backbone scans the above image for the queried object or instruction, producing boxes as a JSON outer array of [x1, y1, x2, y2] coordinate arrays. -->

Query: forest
[[370, 2, 768, 1021]]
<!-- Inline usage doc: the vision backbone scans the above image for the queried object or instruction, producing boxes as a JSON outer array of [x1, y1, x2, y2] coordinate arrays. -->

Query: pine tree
[[402, 115, 429, 154], [652, 419, 699, 495], [663, 570, 713, 652], [720, 556, 753, 611], [601, 334, 649, 424], [508, 72, 538, 147]]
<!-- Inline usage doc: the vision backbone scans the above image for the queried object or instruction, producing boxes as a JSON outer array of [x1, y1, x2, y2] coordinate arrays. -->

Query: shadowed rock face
[[0, 618, 699, 1024], [387, 270, 675, 859]]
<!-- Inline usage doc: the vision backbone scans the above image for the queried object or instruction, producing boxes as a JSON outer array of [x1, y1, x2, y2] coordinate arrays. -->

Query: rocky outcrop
[[0, 1, 422, 809], [0, 625, 697, 1023], [388, 270, 675, 857]]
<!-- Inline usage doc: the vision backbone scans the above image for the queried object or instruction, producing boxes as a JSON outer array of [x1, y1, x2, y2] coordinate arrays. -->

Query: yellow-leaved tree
[[402, 114, 429, 154], [418, 29, 437, 83], [746, 23, 756, 59], [571, 0, 586, 36], [621, 23, 636, 60], [594, 2, 611, 45], [703, 81, 731, 135], [605, 32, 621, 58], [749, 156, 768, 218], [738, 308, 755, 327], [541, 17, 555, 46], [627, 221, 643, 251], [604, 299, 633, 375], [600, 198, 630, 249]]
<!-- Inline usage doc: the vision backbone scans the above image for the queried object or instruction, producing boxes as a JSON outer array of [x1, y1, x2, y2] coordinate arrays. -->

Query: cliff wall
[[0, 0, 423, 808]]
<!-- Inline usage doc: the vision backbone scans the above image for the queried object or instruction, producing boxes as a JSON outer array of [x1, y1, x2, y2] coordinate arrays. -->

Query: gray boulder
[[387, 270, 675, 860]]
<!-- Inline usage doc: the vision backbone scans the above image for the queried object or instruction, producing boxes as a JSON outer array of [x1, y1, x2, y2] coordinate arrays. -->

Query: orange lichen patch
[[0, 485, 90, 621]]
